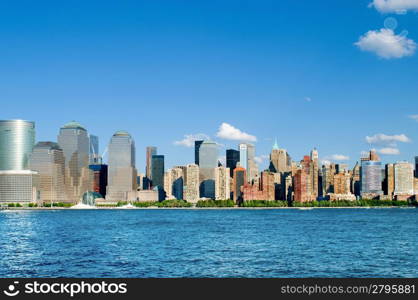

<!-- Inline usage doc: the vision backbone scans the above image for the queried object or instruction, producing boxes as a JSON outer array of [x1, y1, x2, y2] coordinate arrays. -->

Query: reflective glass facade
[[0, 120, 35, 171]]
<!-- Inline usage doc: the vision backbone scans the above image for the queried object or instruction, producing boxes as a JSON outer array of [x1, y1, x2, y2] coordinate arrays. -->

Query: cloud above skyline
[[369, 0, 418, 13], [377, 147, 401, 155], [174, 133, 210, 147], [355, 28, 416, 59], [365, 133, 411, 146], [216, 123, 257, 143]]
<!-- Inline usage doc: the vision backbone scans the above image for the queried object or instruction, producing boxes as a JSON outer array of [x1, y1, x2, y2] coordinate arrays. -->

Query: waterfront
[[1, 209, 417, 278]]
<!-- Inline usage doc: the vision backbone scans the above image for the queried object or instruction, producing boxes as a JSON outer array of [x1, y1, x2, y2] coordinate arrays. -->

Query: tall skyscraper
[[239, 143, 258, 182], [199, 141, 218, 199], [361, 156, 383, 197], [29, 142, 67, 204], [194, 140, 204, 165], [310, 148, 319, 198], [164, 167, 184, 200], [384, 164, 395, 197], [394, 161, 414, 197], [0, 120, 39, 204], [89, 163, 108, 198], [184, 164, 199, 203], [89, 135, 100, 164], [58, 121, 93, 203], [215, 166, 230, 200], [226, 149, 240, 177], [0, 120, 35, 171], [151, 155, 165, 188], [351, 162, 361, 196], [106, 131, 137, 202], [270, 141, 291, 173], [233, 167, 246, 204], [146, 146, 157, 180]]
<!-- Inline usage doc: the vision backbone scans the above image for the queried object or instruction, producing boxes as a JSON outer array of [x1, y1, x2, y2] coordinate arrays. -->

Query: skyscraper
[[58, 121, 93, 203], [215, 166, 230, 200], [0, 120, 39, 204], [233, 167, 246, 204], [146, 146, 157, 180], [226, 149, 240, 177], [106, 131, 137, 202], [199, 141, 218, 199], [394, 161, 414, 197], [384, 163, 395, 198], [164, 167, 184, 200], [151, 155, 165, 188], [0, 120, 35, 171], [361, 160, 383, 197], [184, 164, 199, 203], [29, 142, 67, 204], [194, 140, 204, 165], [270, 141, 291, 173], [239, 143, 258, 182], [310, 148, 319, 198]]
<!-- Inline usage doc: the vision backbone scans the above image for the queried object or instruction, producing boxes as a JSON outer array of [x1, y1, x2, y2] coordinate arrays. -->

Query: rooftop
[[62, 121, 86, 131]]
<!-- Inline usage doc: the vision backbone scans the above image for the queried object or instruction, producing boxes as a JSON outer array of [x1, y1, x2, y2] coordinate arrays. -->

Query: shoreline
[[0, 206, 416, 211]]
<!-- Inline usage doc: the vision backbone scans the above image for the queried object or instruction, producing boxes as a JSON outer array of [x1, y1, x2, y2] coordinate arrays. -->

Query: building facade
[[215, 166, 230, 200]]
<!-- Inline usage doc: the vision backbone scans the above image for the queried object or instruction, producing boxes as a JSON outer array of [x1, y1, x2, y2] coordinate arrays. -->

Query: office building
[[233, 167, 246, 204], [151, 155, 165, 188], [106, 131, 137, 202], [0, 170, 40, 204], [226, 149, 240, 177], [58, 121, 93, 203], [199, 141, 218, 199], [270, 140, 291, 173], [194, 140, 204, 165], [89, 164, 108, 198], [29, 142, 67, 204], [0, 120, 35, 171], [164, 167, 184, 200], [184, 164, 199, 203], [361, 159, 383, 198], [215, 166, 230, 200], [89, 135, 100, 164], [146, 146, 157, 180], [384, 164, 395, 198], [394, 161, 414, 197]]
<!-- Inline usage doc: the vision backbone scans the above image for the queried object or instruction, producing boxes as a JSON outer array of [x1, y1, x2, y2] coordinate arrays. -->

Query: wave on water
[[70, 203, 97, 210]]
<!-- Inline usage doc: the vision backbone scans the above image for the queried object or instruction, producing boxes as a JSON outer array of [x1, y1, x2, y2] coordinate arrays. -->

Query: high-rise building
[[239, 143, 258, 182], [0, 120, 35, 171], [164, 167, 184, 200], [58, 121, 93, 203], [333, 172, 351, 195], [151, 155, 165, 188], [0, 170, 40, 204], [226, 149, 240, 177], [106, 131, 137, 202], [89, 164, 108, 198], [184, 164, 199, 203], [194, 140, 204, 165], [199, 141, 218, 199], [215, 166, 230, 200], [394, 161, 414, 197], [89, 135, 100, 164], [233, 167, 246, 204], [294, 169, 310, 203], [361, 160, 383, 197], [415, 156, 418, 178], [146, 146, 157, 180], [270, 141, 291, 173], [351, 162, 361, 196], [310, 148, 319, 198], [384, 164, 395, 198], [29, 142, 67, 204]]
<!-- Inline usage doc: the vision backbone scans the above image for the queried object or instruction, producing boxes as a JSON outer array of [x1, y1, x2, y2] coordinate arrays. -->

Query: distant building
[[106, 131, 137, 202], [310, 148, 319, 198], [89, 164, 108, 198], [415, 156, 418, 178], [164, 167, 184, 200], [394, 161, 414, 197], [239, 143, 258, 182], [194, 140, 204, 165], [58, 121, 93, 203], [270, 140, 291, 173], [351, 162, 361, 196], [146, 146, 157, 181], [226, 149, 240, 177], [199, 141, 218, 199], [294, 169, 312, 203], [233, 167, 246, 204], [0, 120, 36, 171], [215, 166, 230, 200], [29, 142, 67, 204], [151, 155, 165, 188], [184, 164, 199, 203], [333, 172, 351, 195], [361, 160, 383, 198], [384, 164, 395, 198], [0, 170, 40, 204]]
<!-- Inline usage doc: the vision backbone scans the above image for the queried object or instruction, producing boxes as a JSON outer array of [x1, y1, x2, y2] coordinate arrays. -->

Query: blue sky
[[1, 0, 418, 172]]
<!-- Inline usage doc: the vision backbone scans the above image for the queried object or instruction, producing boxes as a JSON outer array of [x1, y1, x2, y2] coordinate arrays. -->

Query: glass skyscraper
[[226, 149, 240, 177], [361, 160, 383, 196], [106, 131, 137, 202], [151, 155, 165, 188], [195, 140, 204, 165], [89, 134, 100, 164], [0, 120, 35, 171], [58, 121, 92, 203], [198, 141, 218, 199]]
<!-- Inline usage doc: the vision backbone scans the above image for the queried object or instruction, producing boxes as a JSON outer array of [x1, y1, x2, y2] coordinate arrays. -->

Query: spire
[[273, 138, 279, 150]]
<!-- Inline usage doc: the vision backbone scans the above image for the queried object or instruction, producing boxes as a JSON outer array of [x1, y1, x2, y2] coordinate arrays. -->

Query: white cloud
[[216, 123, 257, 142], [174, 133, 210, 148], [408, 114, 418, 122], [370, 0, 418, 13], [254, 155, 269, 165], [323, 154, 350, 162], [355, 28, 416, 59], [365, 133, 411, 145], [377, 147, 401, 155]]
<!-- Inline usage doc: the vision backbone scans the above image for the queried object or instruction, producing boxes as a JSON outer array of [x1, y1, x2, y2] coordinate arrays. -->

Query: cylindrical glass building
[[0, 120, 35, 171]]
